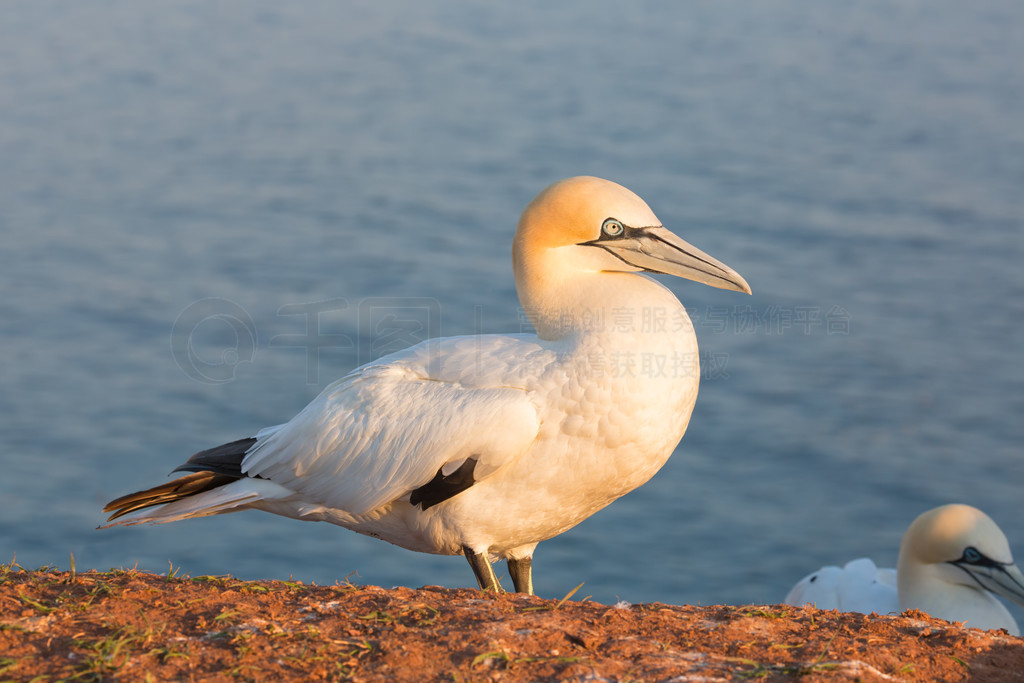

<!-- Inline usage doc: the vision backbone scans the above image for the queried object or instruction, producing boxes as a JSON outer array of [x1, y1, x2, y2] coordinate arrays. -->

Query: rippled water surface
[[2, 1, 1023, 618]]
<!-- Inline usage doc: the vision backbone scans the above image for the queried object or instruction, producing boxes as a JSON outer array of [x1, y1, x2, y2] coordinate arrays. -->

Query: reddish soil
[[2, 563, 1022, 681]]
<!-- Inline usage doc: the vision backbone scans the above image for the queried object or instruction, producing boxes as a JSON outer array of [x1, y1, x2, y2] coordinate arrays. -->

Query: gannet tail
[[101, 435, 284, 527], [102, 471, 237, 522]]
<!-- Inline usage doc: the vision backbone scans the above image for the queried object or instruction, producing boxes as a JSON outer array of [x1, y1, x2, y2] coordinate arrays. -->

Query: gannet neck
[[898, 562, 1018, 633], [515, 246, 682, 341]]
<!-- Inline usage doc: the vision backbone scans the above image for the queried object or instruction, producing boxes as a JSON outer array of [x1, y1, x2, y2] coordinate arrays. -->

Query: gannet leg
[[463, 545, 503, 592], [508, 556, 533, 595]]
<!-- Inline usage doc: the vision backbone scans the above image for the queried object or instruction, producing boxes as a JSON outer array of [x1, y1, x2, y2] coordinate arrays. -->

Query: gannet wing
[[785, 564, 844, 608], [240, 358, 542, 516], [785, 558, 899, 615], [835, 558, 899, 614]]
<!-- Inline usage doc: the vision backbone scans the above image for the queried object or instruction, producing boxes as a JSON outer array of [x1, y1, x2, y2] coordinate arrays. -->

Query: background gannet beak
[[960, 561, 1024, 608], [595, 225, 752, 294]]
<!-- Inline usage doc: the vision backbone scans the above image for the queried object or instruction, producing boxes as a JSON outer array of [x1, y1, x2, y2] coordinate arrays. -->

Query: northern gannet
[[103, 176, 751, 594], [784, 504, 1024, 634]]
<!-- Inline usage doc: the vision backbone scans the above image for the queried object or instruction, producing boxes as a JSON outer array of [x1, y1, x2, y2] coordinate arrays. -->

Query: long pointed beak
[[597, 225, 752, 294], [968, 562, 1024, 608]]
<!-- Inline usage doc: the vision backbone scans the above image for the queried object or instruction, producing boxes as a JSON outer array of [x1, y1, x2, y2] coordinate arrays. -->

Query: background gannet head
[[513, 176, 751, 339], [897, 504, 1024, 632]]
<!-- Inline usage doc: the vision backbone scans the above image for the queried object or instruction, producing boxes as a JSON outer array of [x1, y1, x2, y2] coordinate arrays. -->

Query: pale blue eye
[[602, 218, 624, 237], [964, 547, 982, 563]]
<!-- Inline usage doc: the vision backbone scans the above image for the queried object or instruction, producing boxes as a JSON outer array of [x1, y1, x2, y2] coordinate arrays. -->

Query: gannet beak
[[589, 225, 752, 295], [957, 560, 1024, 608]]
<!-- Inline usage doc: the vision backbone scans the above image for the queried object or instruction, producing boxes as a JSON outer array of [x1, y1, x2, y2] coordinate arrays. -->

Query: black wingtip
[[410, 458, 478, 510], [171, 437, 258, 477]]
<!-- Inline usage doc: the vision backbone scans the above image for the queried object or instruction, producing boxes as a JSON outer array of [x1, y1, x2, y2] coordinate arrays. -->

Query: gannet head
[[513, 177, 751, 338], [897, 504, 1024, 632]]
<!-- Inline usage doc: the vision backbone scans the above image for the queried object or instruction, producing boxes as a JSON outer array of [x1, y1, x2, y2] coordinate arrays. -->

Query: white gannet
[[103, 176, 751, 594], [784, 504, 1024, 634]]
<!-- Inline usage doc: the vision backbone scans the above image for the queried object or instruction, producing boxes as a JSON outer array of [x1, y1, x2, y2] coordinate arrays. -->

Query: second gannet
[[102, 176, 751, 594], [785, 504, 1024, 634]]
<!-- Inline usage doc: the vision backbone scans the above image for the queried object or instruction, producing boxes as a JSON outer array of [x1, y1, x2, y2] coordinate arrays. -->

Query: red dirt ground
[[2, 563, 1022, 681]]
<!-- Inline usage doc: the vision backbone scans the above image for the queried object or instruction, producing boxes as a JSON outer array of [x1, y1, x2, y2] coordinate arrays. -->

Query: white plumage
[[785, 504, 1024, 634], [104, 176, 751, 594], [784, 558, 898, 615]]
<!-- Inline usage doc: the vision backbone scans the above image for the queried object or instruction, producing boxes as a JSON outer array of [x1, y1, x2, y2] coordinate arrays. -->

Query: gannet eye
[[601, 218, 624, 237], [963, 547, 982, 563]]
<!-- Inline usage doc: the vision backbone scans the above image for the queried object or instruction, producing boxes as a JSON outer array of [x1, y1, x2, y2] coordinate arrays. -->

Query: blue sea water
[[2, 1, 1023, 620]]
